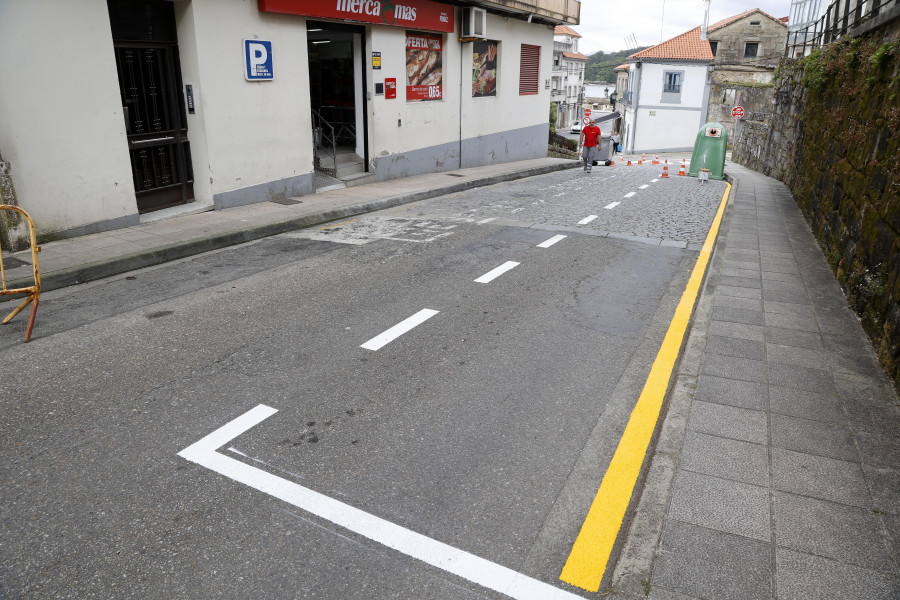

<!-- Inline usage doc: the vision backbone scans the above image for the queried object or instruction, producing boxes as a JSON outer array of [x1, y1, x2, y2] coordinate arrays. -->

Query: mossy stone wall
[[733, 22, 900, 390]]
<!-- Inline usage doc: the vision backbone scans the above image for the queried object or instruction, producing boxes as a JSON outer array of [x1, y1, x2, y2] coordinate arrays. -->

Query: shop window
[[405, 32, 443, 102], [519, 44, 540, 95], [473, 40, 498, 97], [744, 42, 759, 58]]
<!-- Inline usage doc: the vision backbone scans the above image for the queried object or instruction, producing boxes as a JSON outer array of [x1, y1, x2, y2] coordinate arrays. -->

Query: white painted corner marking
[[178, 405, 583, 600]]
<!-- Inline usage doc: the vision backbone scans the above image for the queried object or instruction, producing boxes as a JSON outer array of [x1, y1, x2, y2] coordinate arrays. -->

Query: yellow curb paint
[[560, 182, 732, 592]]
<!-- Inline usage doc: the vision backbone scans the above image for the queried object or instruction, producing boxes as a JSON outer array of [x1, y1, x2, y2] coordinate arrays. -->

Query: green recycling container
[[688, 122, 727, 179]]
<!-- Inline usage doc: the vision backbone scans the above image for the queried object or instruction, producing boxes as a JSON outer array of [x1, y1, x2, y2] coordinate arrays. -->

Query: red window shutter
[[519, 44, 540, 95]]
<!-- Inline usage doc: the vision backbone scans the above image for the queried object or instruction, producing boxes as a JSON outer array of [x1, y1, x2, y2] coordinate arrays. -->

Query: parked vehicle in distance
[[570, 122, 582, 133]]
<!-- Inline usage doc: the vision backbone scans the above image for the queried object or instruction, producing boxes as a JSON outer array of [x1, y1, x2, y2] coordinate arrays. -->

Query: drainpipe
[[629, 61, 643, 154]]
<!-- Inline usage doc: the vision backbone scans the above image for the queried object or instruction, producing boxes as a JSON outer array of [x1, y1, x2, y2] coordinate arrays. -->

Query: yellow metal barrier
[[0, 205, 41, 342]]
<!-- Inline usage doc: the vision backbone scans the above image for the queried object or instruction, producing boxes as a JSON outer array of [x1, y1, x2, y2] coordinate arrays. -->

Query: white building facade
[[551, 25, 587, 130], [620, 27, 713, 154], [0, 0, 578, 241]]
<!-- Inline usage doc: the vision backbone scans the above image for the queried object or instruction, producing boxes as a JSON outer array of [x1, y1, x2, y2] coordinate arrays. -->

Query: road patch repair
[[559, 183, 732, 591]]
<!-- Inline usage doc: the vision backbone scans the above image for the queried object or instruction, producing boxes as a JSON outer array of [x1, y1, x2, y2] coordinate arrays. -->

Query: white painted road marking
[[624, 192, 636, 198], [477, 218, 497, 224], [577, 215, 598, 225], [360, 309, 439, 351], [639, 185, 649, 189], [475, 261, 520, 283], [179, 406, 584, 600], [604, 202, 620, 210], [537, 235, 567, 248]]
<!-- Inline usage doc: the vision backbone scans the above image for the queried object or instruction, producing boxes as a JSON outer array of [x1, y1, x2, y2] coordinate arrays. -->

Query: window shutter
[[519, 44, 540, 95]]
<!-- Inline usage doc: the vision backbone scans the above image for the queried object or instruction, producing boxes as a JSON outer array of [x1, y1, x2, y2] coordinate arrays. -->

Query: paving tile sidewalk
[[610, 164, 900, 599], [1, 157, 575, 292], [3, 153, 898, 598]]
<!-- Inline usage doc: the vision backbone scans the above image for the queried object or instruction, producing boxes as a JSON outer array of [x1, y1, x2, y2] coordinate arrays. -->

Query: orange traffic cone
[[640, 153, 646, 165], [677, 158, 687, 176], [660, 162, 670, 178], [626, 156, 633, 166], [652, 154, 660, 165]]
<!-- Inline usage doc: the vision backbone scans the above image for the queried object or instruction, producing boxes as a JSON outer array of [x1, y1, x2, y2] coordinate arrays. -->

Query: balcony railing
[[785, 0, 898, 56]]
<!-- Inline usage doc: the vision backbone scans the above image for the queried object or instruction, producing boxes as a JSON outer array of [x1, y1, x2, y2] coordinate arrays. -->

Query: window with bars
[[519, 44, 540, 95]]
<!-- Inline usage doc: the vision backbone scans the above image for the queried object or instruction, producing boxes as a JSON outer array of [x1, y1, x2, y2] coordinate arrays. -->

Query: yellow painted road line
[[319, 219, 359, 230], [560, 182, 732, 592]]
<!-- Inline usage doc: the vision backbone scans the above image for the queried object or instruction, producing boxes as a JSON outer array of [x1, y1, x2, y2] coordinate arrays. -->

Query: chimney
[[701, 0, 710, 40]]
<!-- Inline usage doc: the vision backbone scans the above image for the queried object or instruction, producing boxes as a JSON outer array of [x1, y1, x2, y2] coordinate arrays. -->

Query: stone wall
[[707, 77, 777, 145], [732, 22, 900, 389]]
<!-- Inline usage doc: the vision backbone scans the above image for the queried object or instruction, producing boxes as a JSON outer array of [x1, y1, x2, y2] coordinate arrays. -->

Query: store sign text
[[258, 0, 454, 34]]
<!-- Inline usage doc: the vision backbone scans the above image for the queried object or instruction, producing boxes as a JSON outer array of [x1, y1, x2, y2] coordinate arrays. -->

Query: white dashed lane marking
[[578, 215, 598, 225], [605, 202, 620, 210], [361, 309, 440, 351], [537, 235, 567, 248], [624, 192, 636, 198], [475, 261, 520, 283]]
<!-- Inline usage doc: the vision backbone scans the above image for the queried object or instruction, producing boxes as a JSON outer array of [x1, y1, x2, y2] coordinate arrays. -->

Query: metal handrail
[[785, 0, 897, 57], [311, 109, 338, 178], [0, 205, 41, 342]]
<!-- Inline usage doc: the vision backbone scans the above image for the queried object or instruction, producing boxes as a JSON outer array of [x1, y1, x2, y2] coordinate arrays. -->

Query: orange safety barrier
[[0, 205, 41, 342]]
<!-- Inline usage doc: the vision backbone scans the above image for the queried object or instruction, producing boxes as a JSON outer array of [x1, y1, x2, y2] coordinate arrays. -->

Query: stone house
[[705, 9, 789, 143]]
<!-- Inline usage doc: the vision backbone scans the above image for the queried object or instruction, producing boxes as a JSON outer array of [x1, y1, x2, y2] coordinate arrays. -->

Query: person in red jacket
[[578, 118, 602, 172]]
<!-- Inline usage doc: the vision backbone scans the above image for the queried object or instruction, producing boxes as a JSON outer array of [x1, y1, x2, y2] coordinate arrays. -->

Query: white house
[[620, 26, 714, 154], [0, 0, 579, 243], [551, 25, 588, 130]]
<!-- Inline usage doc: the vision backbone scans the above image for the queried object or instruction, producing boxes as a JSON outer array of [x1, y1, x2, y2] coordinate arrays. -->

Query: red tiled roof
[[563, 52, 588, 61], [614, 63, 629, 70], [554, 25, 582, 38], [628, 26, 713, 61], [708, 8, 787, 31]]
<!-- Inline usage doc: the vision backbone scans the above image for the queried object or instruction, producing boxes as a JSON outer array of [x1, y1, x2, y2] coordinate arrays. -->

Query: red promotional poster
[[258, 0, 455, 34], [385, 78, 397, 99], [406, 33, 442, 101]]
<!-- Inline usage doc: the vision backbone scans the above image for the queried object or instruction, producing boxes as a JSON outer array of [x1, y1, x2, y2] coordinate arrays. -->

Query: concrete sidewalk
[[610, 164, 900, 599], [1, 157, 575, 292], [2, 155, 898, 598]]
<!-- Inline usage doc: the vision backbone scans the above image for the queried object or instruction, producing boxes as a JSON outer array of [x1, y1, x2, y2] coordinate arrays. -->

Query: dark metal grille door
[[115, 45, 193, 213]]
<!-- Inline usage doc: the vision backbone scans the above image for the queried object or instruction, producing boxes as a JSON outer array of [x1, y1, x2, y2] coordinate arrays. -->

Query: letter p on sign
[[244, 40, 274, 81]]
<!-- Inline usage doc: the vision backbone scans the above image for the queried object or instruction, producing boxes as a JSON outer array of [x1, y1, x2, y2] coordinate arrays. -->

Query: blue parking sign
[[244, 40, 273, 81]]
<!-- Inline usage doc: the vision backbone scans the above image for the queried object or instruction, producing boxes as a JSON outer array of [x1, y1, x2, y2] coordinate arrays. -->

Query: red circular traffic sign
[[731, 106, 745, 119], [584, 108, 592, 116]]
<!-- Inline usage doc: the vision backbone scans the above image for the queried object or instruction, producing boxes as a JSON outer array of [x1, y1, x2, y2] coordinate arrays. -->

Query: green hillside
[[584, 47, 649, 83]]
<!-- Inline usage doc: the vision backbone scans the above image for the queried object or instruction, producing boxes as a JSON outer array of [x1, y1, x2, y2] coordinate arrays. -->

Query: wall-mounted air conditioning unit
[[460, 7, 487, 41]]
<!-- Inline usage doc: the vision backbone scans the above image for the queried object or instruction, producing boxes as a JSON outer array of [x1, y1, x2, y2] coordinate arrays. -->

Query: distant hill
[[584, 47, 650, 83]]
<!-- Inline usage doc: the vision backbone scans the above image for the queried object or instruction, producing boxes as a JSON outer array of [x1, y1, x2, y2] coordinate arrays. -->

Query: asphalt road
[[0, 166, 728, 599]]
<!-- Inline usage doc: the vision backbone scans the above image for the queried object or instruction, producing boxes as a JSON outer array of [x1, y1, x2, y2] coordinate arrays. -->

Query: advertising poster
[[472, 40, 497, 97], [406, 32, 442, 101]]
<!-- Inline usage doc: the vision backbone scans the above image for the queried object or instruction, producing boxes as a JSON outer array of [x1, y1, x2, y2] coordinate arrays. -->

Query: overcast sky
[[576, 0, 792, 55]]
